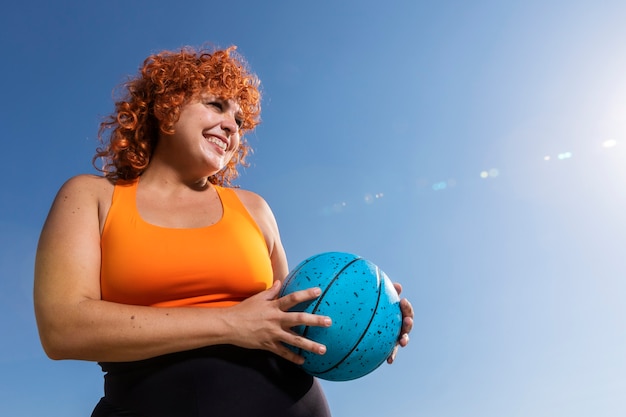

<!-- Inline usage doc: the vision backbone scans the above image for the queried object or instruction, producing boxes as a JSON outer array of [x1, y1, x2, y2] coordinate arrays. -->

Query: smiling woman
[[32, 43, 416, 417], [94, 46, 261, 186], [151, 95, 245, 189]]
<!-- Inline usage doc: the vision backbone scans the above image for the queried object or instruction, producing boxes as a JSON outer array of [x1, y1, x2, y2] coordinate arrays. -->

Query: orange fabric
[[100, 180, 273, 308]]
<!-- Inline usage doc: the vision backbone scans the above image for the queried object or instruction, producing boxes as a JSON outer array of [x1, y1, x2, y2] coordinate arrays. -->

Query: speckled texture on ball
[[280, 252, 402, 381]]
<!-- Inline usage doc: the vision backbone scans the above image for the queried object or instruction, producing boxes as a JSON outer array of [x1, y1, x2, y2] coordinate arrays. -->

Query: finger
[[387, 345, 399, 364], [400, 299, 414, 335], [284, 311, 332, 329], [278, 287, 322, 311], [285, 332, 327, 357], [402, 315, 414, 335], [273, 343, 307, 365], [393, 282, 403, 296], [263, 280, 282, 300], [398, 332, 410, 348], [400, 298, 414, 319]]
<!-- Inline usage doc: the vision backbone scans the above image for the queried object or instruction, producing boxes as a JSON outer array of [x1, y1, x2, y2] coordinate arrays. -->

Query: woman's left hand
[[387, 282, 414, 364]]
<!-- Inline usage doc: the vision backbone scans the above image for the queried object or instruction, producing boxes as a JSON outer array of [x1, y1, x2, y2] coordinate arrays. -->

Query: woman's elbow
[[34, 309, 83, 360], [36, 324, 74, 360]]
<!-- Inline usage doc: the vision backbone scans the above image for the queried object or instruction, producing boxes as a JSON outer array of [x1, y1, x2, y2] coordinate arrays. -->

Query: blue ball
[[279, 252, 402, 381]]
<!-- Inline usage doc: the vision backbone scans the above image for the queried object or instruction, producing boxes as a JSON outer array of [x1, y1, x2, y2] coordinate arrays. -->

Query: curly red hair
[[94, 45, 261, 186]]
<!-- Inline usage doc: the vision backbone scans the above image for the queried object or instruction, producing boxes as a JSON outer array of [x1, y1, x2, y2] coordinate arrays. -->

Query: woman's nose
[[220, 113, 238, 136]]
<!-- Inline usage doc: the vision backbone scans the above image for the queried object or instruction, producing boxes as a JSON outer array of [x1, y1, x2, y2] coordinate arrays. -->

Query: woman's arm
[[34, 176, 329, 363], [234, 188, 414, 364], [233, 188, 289, 281]]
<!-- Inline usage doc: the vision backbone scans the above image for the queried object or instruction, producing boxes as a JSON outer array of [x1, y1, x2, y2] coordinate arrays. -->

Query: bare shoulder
[[231, 188, 271, 211], [56, 174, 114, 205], [47, 174, 114, 233], [57, 174, 113, 197]]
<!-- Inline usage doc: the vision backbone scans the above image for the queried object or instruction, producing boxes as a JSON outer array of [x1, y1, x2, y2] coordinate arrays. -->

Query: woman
[[34, 45, 413, 417]]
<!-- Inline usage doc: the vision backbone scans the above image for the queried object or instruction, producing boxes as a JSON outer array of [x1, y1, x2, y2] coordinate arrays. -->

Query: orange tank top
[[100, 180, 273, 308]]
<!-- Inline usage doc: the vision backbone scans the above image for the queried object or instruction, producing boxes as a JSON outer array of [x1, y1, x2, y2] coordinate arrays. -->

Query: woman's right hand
[[226, 280, 332, 364]]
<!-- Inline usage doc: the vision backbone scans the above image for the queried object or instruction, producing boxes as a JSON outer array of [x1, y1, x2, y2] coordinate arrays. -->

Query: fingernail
[[324, 317, 332, 326], [319, 345, 327, 355]]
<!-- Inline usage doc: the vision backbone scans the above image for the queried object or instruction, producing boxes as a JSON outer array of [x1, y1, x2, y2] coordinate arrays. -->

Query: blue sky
[[1, 0, 625, 416]]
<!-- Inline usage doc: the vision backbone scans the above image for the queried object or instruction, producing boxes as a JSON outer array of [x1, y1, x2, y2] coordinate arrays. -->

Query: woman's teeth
[[207, 136, 227, 151]]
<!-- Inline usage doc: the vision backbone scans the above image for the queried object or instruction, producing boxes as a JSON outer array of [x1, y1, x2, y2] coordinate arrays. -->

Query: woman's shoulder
[[62, 173, 113, 185], [230, 188, 277, 224], [54, 175, 116, 232], [231, 188, 266, 205], [54, 175, 115, 213], [58, 174, 115, 198], [230, 188, 275, 216]]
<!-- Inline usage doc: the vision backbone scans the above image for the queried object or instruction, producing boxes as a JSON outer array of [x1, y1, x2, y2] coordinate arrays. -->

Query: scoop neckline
[[131, 180, 226, 231]]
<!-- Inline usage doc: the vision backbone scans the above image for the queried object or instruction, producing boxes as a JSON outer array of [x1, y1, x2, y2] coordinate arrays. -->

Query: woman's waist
[[99, 344, 313, 411], [99, 344, 275, 374]]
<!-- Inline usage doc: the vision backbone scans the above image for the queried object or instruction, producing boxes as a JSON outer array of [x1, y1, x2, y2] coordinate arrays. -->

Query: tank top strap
[[102, 179, 138, 236], [213, 185, 265, 238]]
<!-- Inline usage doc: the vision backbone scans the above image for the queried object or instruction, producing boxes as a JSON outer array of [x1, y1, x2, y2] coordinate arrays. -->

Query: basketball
[[279, 252, 402, 381]]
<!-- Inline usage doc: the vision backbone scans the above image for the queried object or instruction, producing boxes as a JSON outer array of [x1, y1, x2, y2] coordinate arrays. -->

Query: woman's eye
[[205, 100, 243, 129]]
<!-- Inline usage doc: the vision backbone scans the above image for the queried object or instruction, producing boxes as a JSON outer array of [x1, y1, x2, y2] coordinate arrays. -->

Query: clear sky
[[1, 0, 625, 416]]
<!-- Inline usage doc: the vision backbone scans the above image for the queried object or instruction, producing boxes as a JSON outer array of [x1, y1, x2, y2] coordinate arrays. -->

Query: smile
[[206, 136, 227, 151]]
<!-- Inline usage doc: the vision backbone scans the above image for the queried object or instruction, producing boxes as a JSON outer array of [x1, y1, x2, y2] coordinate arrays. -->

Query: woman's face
[[160, 93, 243, 177]]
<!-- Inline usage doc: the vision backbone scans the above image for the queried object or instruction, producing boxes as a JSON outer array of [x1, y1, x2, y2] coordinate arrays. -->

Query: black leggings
[[90, 345, 332, 417]]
